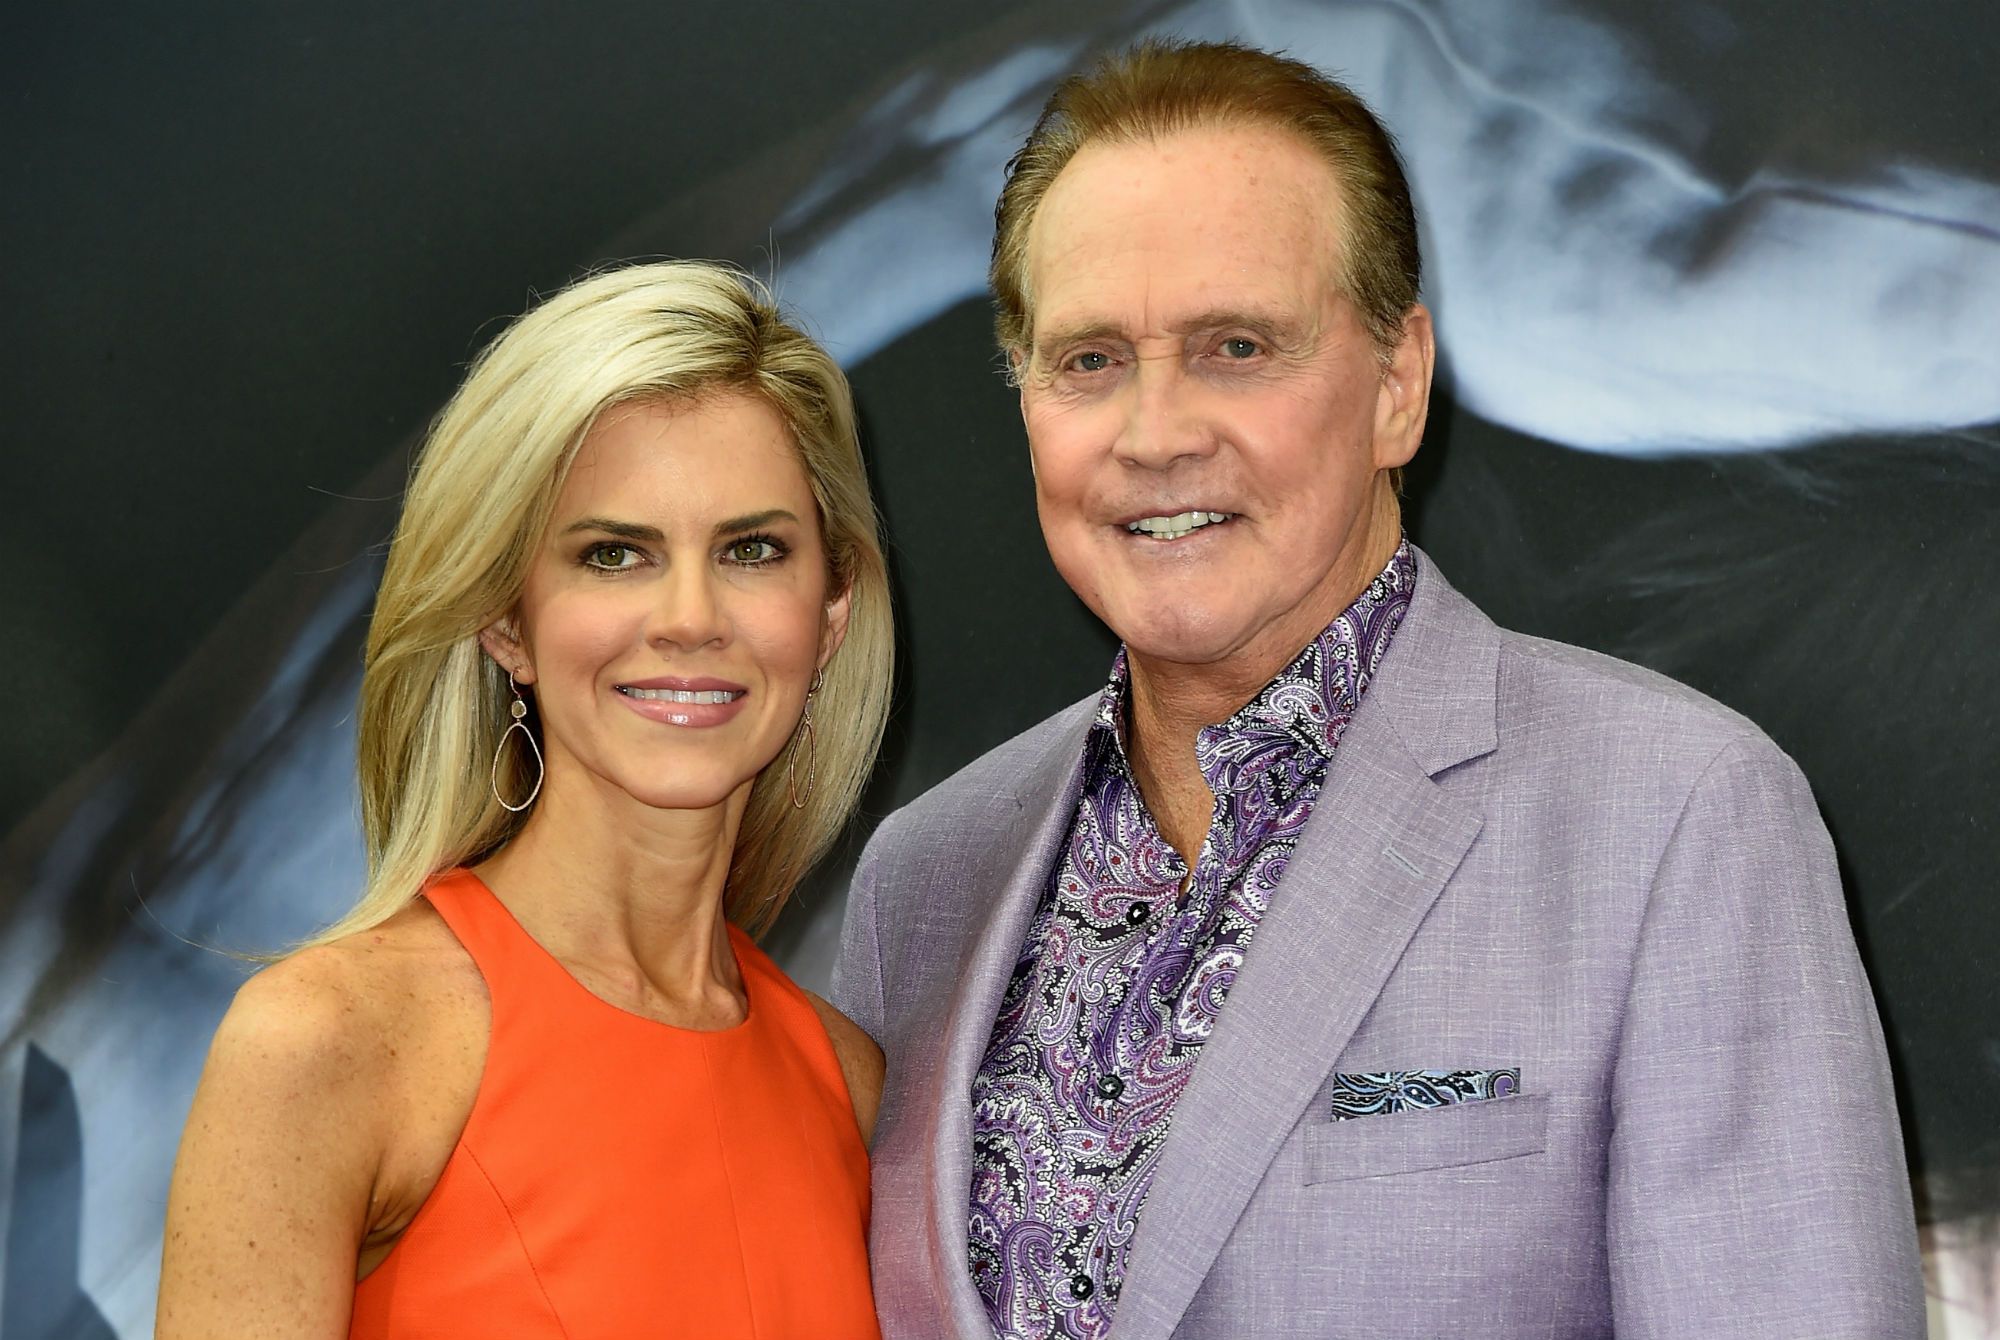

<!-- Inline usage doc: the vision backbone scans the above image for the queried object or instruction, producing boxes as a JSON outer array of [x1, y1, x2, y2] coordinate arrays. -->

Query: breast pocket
[[1301, 1092, 1550, 1185]]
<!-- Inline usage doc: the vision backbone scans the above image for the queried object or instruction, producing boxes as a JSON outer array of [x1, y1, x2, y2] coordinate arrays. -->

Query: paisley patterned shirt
[[968, 541, 1418, 1339]]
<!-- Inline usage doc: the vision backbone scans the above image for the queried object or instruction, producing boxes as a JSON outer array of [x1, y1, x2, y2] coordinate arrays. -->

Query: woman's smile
[[614, 676, 752, 728]]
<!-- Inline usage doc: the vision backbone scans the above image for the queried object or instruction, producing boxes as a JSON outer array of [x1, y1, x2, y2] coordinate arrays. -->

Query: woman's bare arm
[[156, 948, 392, 1339], [805, 990, 886, 1148]]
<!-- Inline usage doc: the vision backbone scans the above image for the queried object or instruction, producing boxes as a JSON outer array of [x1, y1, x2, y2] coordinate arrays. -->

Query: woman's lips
[[613, 681, 749, 728]]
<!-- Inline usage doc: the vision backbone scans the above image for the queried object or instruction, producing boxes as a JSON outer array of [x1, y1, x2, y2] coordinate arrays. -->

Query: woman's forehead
[[555, 394, 812, 523]]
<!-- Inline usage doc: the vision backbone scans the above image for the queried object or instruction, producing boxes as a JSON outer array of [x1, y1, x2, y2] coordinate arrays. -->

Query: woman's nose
[[646, 565, 728, 652]]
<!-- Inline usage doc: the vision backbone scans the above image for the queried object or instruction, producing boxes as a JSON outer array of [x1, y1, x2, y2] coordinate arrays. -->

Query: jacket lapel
[[1109, 555, 1501, 1340], [925, 700, 1098, 1339]]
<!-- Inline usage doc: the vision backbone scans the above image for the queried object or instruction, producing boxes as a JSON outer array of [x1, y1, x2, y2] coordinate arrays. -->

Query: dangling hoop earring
[[787, 670, 821, 810], [491, 673, 545, 813]]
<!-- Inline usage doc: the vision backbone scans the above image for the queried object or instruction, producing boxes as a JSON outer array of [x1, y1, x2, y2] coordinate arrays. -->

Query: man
[[834, 38, 1922, 1340]]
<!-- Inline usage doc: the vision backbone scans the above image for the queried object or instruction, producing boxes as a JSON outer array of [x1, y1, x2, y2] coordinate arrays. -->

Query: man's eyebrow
[[1032, 320, 1123, 363], [1164, 308, 1302, 343], [1032, 310, 1303, 361]]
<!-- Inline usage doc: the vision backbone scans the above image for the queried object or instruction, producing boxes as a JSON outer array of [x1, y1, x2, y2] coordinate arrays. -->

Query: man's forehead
[[1035, 126, 1339, 237], [1022, 123, 1346, 338]]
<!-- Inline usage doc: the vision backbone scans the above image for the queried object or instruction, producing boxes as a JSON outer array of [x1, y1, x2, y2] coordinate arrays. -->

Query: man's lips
[[1116, 509, 1236, 540]]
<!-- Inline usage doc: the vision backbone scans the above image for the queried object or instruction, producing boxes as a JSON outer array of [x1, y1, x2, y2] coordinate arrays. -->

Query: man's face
[[1019, 123, 1430, 682]]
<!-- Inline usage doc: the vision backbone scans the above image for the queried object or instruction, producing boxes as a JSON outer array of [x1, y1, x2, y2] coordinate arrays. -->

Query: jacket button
[[1125, 901, 1149, 925], [1095, 1074, 1126, 1100], [1069, 1274, 1095, 1300]]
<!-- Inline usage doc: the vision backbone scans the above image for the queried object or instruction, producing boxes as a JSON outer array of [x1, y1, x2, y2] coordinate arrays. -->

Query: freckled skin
[[154, 392, 884, 1339], [156, 903, 489, 1338], [1019, 124, 1434, 857]]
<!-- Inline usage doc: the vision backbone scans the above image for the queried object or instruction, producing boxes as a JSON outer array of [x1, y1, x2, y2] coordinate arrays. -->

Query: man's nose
[[646, 563, 728, 653], [1111, 356, 1215, 470]]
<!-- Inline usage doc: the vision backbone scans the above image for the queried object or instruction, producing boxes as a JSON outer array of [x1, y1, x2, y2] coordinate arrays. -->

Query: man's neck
[[1123, 675, 1220, 867], [1121, 520, 1403, 867]]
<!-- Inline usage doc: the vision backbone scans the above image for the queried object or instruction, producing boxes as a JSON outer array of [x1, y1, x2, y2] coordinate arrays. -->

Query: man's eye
[[728, 538, 780, 564], [1067, 350, 1113, 374], [1221, 337, 1261, 359], [585, 543, 639, 569]]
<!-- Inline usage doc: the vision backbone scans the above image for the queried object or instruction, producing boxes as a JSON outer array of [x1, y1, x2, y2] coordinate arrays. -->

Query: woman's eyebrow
[[559, 510, 799, 542], [561, 517, 663, 542], [712, 509, 799, 537]]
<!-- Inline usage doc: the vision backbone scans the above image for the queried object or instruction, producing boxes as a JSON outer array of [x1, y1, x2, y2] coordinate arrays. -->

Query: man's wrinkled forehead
[[1019, 123, 1349, 350]]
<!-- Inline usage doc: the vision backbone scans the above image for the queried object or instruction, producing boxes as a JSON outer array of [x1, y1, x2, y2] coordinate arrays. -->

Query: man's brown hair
[[991, 38, 1422, 364]]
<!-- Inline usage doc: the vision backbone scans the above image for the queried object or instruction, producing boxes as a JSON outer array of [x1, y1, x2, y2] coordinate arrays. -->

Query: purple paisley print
[[968, 542, 1418, 1339], [1325, 1069, 1521, 1119]]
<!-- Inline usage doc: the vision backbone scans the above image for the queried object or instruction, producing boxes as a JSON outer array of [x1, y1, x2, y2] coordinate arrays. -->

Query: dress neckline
[[448, 867, 758, 1038]]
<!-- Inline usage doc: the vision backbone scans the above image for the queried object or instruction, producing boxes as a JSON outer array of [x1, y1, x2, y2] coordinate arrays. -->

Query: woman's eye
[[585, 543, 639, 569], [728, 538, 780, 564], [1221, 337, 1261, 359]]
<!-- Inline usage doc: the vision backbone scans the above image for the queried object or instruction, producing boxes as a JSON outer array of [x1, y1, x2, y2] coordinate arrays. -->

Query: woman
[[156, 262, 893, 1338]]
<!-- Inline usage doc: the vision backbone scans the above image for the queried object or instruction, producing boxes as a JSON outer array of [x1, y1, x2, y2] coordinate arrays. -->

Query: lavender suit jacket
[[832, 555, 1923, 1339]]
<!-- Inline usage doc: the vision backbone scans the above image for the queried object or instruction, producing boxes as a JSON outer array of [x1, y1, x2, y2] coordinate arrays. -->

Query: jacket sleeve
[[1606, 735, 1925, 1338], [830, 824, 890, 1049]]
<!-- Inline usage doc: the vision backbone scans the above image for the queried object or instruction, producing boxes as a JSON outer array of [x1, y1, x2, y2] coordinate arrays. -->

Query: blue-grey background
[[3, 2, 1996, 1333]]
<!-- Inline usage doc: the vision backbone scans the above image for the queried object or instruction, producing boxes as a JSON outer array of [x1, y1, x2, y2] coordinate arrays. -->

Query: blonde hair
[[992, 38, 1422, 363], [315, 261, 891, 945]]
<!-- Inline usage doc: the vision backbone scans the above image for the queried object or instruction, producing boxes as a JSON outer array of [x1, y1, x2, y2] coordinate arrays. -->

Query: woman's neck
[[471, 769, 750, 1009]]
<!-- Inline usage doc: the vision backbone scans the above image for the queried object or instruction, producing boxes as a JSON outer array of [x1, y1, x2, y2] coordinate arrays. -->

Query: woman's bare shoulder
[[801, 989, 886, 1146], [193, 897, 487, 1185], [224, 900, 478, 1065], [159, 900, 487, 1331]]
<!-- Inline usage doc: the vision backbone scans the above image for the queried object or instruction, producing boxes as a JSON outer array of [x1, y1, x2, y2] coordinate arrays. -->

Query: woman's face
[[482, 392, 847, 817]]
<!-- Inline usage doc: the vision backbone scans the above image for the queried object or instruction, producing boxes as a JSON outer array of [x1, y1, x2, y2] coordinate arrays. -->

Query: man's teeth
[[1127, 510, 1230, 539], [620, 688, 742, 704]]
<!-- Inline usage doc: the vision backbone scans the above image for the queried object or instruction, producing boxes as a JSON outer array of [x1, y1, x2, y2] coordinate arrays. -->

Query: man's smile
[[1124, 510, 1233, 540]]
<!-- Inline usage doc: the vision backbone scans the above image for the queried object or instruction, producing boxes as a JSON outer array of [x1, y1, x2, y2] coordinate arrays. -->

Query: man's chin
[[1107, 608, 1257, 670]]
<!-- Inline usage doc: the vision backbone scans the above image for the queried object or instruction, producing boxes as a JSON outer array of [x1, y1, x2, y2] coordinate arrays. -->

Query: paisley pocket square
[[1327, 1068, 1521, 1120]]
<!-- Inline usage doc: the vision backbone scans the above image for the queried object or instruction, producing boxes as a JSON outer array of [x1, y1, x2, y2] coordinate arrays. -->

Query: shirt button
[[1069, 1274, 1095, 1300], [1095, 1074, 1126, 1101], [1124, 901, 1149, 926]]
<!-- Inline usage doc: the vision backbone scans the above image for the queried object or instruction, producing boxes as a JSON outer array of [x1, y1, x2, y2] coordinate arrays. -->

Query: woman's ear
[[478, 618, 535, 685], [818, 582, 853, 670]]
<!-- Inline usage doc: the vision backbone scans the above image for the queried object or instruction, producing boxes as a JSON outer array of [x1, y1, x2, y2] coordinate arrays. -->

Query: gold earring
[[491, 673, 544, 813], [786, 670, 821, 810]]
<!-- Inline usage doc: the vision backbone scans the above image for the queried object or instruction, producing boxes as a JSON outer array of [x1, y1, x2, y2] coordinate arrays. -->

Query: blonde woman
[[156, 262, 892, 1338]]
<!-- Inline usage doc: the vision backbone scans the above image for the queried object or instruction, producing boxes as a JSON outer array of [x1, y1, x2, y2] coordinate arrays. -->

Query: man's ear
[[1372, 303, 1436, 472], [818, 581, 853, 670], [477, 618, 535, 685]]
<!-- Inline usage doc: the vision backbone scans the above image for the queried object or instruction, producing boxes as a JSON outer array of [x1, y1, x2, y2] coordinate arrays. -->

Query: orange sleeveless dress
[[348, 868, 880, 1339]]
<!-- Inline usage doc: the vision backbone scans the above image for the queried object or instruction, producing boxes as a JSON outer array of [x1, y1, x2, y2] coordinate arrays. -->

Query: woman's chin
[[637, 776, 758, 814], [553, 766, 759, 818]]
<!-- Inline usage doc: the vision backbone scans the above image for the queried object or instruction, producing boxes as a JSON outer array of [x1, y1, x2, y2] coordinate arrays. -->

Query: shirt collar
[[1089, 538, 1419, 795]]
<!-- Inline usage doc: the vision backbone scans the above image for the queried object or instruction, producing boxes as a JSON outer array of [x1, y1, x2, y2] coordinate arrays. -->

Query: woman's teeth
[[1127, 511, 1230, 540], [618, 688, 743, 703]]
